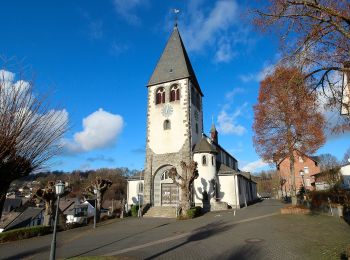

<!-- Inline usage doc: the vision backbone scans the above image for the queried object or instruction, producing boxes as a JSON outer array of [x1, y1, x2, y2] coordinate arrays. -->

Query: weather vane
[[174, 8, 180, 27]]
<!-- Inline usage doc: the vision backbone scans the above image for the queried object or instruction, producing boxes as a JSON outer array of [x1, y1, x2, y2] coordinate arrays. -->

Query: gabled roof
[[147, 26, 203, 96], [276, 150, 319, 166], [193, 137, 217, 154], [1, 207, 43, 231]]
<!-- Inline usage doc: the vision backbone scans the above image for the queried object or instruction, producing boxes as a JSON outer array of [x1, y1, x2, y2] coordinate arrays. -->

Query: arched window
[[163, 120, 171, 130], [195, 123, 198, 134], [212, 156, 215, 166], [202, 155, 207, 166], [170, 85, 180, 102], [138, 182, 143, 194], [156, 87, 165, 104]]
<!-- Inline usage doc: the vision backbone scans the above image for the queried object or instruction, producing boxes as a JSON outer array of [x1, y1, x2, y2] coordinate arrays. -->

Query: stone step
[[143, 206, 177, 218]]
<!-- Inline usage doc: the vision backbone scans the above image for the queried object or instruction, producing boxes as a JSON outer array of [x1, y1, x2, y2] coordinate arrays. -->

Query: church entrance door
[[161, 183, 178, 206]]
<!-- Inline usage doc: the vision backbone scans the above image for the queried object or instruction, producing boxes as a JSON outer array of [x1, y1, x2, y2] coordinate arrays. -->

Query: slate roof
[[217, 163, 235, 174], [3, 198, 22, 213], [193, 137, 217, 154], [1, 207, 43, 231], [147, 26, 203, 96]]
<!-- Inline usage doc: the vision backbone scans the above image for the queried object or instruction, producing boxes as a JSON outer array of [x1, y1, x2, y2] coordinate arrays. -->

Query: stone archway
[[153, 165, 179, 206]]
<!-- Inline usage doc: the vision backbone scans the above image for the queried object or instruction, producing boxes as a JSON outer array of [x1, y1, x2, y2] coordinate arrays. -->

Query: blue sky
[[1, 0, 349, 173]]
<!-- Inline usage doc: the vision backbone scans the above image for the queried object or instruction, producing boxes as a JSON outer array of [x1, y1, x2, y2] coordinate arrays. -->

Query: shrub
[[130, 204, 140, 217], [186, 206, 202, 219], [0, 226, 51, 243]]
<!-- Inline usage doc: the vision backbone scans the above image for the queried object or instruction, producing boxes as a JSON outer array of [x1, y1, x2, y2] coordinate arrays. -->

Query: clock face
[[194, 111, 199, 121], [161, 104, 173, 117]]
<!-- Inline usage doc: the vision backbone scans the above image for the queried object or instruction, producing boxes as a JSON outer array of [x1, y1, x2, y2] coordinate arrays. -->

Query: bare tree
[[168, 161, 199, 217], [253, 0, 350, 131], [33, 181, 70, 226], [318, 153, 340, 171], [0, 66, 67, 219], [86, 177, 112, 222]]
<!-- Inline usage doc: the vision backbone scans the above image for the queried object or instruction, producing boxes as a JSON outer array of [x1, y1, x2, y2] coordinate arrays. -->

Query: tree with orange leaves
[[253, 66, 325, 203]]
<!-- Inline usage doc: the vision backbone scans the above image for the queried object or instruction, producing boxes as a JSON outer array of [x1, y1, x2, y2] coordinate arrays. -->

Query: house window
[[163, 120, 171, 130], [202, 155, 207, 166], [304, 167, 309, 174], [195, 123, 198, 134], [156, 87, 165, 104], [138, 182, 144, 194], [305, 178, 311, 187], [170, 85, 180, 101]]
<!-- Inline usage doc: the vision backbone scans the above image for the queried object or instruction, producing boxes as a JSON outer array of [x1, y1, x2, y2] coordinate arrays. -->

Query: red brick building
[[277, 150, 321, 195]]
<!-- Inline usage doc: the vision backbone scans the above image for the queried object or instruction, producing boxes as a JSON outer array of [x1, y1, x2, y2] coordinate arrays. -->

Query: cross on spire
[[174, 9, 180, 28]]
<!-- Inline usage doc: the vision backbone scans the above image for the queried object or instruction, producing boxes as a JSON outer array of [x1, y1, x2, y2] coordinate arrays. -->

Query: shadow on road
[[144, 220, 236, 260], [66, 222, 171, 259], [4, 245, 50, 260]]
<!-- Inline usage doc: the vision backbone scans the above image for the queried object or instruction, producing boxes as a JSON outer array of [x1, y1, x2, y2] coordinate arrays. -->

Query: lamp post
[[299, 170, 305, 187], [138, 170, 143, 218], [93, 189, 97, 229], [49, 181, 65, 260]]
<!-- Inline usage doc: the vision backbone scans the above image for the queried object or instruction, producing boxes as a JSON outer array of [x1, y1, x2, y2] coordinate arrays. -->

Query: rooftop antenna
[[174, 8, 180, 28]]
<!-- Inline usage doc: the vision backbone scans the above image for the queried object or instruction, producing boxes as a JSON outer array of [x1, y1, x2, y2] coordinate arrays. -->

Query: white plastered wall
[[217, 175, 240, 208], [148, 79, 188, 154], [193, 152, 216, 205], [127, 180, 144, 206]]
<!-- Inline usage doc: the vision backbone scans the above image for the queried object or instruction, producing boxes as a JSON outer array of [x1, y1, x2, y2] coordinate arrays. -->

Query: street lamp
[[49, 181, 65, 260], [299, 170, 305, 187], [93, 189, 97, 229], [138, 170, 143, 218]]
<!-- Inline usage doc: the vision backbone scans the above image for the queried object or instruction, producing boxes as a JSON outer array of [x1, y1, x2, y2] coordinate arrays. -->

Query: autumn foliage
[[253, 66, 325, 195]]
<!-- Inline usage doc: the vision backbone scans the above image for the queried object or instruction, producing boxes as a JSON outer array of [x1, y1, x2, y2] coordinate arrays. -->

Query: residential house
[[277, 150, 320, 194], [0, 207, 43, 233]]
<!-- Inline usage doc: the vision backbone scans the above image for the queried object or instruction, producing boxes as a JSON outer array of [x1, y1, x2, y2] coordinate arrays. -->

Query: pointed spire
[[147, 24, 203, 96], [210, 116, 218, 144], [174, 9, 180, 29]]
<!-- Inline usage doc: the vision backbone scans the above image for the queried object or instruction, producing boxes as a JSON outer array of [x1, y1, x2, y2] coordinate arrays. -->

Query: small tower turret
[[210, 123, 218, 144]]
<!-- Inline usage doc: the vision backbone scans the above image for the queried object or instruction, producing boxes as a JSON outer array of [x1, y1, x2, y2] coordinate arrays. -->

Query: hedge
[[130, 204, 140, 217], [186, 206, 202, 219], [0, 226, 51, 243]]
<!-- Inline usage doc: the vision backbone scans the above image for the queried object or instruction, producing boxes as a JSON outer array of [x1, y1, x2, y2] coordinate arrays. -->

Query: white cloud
[[64, 108, 124, 153], [113, 0, 147, 25], [239, 63, 276, 83], [241, 159, 269, 173], [174, 0, 246, 63], [217, 107, 246, 135]]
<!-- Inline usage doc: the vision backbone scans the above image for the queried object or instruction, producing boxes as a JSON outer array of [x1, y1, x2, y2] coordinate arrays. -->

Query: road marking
[[104, 212, 279, 256]]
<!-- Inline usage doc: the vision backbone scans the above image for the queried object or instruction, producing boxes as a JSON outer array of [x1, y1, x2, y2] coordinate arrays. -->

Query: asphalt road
[[0, 200, 349, 259]]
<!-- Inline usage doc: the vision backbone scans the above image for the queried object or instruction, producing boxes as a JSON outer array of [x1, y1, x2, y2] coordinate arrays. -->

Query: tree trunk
[[180, 186, 191, 217], [289, 152, 297, 205], [96, 190, 102, 222], [0, 181, 11, 220]]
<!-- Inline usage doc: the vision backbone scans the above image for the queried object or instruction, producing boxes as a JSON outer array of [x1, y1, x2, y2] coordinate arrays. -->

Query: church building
[[127, 24, 257, 216]]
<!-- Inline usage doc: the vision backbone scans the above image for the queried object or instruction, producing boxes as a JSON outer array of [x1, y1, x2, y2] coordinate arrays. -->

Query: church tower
[[143, 25, 204, 206]]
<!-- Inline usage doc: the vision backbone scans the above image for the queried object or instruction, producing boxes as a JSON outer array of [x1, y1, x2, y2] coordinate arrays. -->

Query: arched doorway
[[153, 165, 179, 206]]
